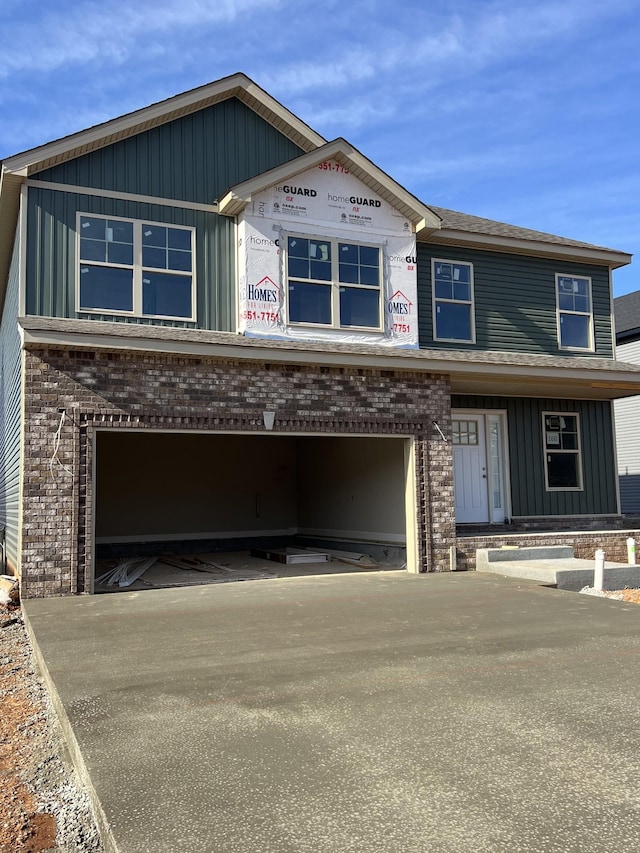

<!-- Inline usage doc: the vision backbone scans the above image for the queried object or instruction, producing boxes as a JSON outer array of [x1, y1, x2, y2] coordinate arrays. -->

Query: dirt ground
[[1, 584, 639, 852], [0, 601, 103, 853]]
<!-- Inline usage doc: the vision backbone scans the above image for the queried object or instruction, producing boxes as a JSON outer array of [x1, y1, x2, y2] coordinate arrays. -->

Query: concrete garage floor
[[23, 572, 640, 853]]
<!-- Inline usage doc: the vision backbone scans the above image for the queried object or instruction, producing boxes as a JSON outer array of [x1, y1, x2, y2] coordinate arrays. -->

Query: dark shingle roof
[[615, 291, 640, 339], [429, 206, 616, 252]]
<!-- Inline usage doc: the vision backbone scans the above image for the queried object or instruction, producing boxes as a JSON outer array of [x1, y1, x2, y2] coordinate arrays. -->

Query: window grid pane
[[543, 413, 581, 489], [287, 237, 381, 329], [557, 275, 592, 349], [78, 215, 193, 320], [433, 260, 474, 342]]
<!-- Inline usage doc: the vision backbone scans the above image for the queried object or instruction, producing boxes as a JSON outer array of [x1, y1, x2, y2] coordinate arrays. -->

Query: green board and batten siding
[[26, 98, 304, 330], [419, 244, 614, 358], [26, 189, 236, 330], [33, 98, 304, 204], [0, 233, 23, 572], [453, 395, 618, 517]]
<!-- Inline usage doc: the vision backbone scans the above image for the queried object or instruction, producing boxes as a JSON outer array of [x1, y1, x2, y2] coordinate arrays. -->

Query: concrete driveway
[[23, 571, 640, 853]]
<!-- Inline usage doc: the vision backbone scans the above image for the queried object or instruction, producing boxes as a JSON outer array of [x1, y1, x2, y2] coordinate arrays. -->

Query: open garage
[[93, 431, 416, 590]]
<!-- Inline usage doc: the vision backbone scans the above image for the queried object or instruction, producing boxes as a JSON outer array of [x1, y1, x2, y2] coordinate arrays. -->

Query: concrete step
[[476, 553, 640, 592], [476, 546, 574, 570]]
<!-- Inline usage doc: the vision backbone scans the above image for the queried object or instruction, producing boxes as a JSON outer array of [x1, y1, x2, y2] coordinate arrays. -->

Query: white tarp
[[238, 159, 419, 348]]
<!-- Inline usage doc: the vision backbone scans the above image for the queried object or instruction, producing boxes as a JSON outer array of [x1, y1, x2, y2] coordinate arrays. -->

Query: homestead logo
[[388, 290, 413, 315], [248, 276, 279, 303]]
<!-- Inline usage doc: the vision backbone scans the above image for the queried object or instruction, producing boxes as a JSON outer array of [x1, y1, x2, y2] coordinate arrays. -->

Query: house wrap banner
[[237, 160, 419, 347]]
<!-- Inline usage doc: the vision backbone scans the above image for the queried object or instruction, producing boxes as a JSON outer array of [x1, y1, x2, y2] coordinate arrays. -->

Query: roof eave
[[18, 316, 640, 401], [2, 73, 326, 178], [421, 227, 632, 268], [217, 138, 441, 234]]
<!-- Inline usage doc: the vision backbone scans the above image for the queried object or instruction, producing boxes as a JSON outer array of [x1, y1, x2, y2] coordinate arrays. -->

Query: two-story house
[[2, 72, 640, 597]]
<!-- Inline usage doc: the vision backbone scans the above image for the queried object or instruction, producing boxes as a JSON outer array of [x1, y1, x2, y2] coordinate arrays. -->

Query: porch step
[[476, 545, 574, 569], [476, 546, 640, 592]]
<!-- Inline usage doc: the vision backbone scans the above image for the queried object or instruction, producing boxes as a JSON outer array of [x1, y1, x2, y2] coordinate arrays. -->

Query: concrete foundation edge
[[22, 604, 117, 853]]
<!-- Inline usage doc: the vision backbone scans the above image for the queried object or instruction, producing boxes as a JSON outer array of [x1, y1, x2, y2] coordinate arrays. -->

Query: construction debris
[[299, 547, 381, 569], [0, 574, 20, 605], [251, 547, 331, 565], [94, 557, 159, 588]]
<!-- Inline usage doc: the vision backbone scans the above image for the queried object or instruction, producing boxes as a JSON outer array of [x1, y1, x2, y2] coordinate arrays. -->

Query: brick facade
[[21, 346, 456, 597]]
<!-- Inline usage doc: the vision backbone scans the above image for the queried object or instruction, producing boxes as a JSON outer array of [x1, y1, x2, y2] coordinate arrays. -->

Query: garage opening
[[93, 431, 416, 592]]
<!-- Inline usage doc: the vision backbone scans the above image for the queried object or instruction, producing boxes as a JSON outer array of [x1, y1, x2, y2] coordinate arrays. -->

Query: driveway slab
[[23, 572, 640, 853]]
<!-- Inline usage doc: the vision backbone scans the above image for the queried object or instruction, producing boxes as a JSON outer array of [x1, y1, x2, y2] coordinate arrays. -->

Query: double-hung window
[[286, 235, 381, 330], [78, 215, 195, 320], [542, 412, 583, 490], [556, 274, 593, 350], [432, 259, 475, 343]]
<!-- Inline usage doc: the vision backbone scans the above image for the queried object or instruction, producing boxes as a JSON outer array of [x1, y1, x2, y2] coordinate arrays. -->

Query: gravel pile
[[0, 602, 104, 852]]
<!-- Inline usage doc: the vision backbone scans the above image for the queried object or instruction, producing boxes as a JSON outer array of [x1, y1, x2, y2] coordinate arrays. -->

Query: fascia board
[[218, 138, 441, 232], [19, 321, 640, 399], [2, 73, 326, 176], [0, 168, 24, 308], [421, 228, 632, 269]]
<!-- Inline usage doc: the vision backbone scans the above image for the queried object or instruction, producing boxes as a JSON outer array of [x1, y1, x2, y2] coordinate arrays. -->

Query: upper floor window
[[286, 235, 381, 330], [77, 215, 195, 320], [542, 412, 583, 490], [556, 274, 593, 351], [432, 259, 475, 343]]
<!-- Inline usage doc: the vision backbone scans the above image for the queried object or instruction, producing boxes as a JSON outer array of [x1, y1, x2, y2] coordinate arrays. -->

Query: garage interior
[[93, 432, 413, 592]]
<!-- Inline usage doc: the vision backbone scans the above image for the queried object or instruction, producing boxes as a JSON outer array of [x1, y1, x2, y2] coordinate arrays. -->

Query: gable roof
[[614, 290, 640, 340], [0, 72, 327, 294], [0, 73, 632, 311], [217, 138, 441, 234]]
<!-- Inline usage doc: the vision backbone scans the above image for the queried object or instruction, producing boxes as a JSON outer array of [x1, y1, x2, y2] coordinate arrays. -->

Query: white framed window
[[556, 274, 593, 351], [542, 412, 583, 491], [77, 214, 195, 321], [286, 235, 382, 330], [432, 259, 475, 343]]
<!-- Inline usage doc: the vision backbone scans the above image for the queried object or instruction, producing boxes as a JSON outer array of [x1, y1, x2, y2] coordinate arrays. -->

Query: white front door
[[452, 416, 489, 523]]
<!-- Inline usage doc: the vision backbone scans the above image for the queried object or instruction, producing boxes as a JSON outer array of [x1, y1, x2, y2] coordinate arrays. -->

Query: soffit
[[19, 316, 640, 401]]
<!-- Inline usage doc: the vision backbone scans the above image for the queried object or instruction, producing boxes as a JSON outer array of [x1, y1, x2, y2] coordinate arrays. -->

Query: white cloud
[[0, 0, 283, 79]]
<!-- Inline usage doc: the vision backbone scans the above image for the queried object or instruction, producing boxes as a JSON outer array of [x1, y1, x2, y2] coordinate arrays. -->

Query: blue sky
[[2, 0, 639, 295]]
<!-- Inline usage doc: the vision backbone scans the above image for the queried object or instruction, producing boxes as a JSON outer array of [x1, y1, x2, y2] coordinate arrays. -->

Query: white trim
[[18, 184, 27, 317], [27, 178, 218, 214], [95, 528, 298, 544], [610, 399, 622, 516], [404, 438, 418, 573], [75, 212, 196, 321], [297, 527, 406, 544], [542, 410, 584, 492], [555, 273, 594, 352], [218, 138, 440, 232], [486, 411, 511, 523], [432, 258, 476, 344]]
